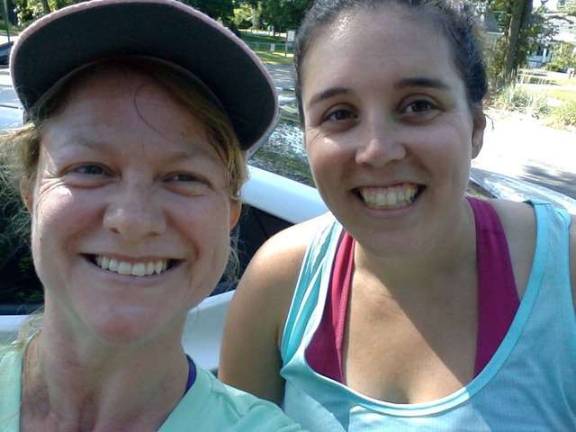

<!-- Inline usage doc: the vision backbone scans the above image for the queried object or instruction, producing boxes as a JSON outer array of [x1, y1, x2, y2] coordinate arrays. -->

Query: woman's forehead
[[40, 70, 220, 159], [301, 7, 457, 95]]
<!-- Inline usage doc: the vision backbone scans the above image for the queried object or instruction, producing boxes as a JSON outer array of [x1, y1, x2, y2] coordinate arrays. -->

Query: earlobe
[[471, 110, 486, 159], [19, 178, 33, 213], [229, 199, 242, 230]]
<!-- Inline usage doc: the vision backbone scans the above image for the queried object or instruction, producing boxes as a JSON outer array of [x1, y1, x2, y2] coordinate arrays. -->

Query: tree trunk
[[251, 2, 261, 29], [39, 0, 50, 15], [504, 0, 532, 83]]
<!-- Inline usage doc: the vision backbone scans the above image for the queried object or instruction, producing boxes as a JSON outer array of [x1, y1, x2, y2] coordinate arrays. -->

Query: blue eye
[[71, 164, 107, 175], [164, 173, 201, 183], [163, 172, 213, 196]]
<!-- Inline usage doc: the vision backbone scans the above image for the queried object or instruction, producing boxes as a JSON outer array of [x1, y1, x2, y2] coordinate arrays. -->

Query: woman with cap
[[219, 0, 576, 430], [0, 0, 304, 430]]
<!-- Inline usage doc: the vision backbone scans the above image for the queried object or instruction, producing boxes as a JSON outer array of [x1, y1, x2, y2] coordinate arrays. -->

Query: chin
[[86, 308, 184, 347]]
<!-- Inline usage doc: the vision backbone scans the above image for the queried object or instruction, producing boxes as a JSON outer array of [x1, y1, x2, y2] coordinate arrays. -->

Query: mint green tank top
[[280, 201, 576, 431], [0, 345, 304, 431]]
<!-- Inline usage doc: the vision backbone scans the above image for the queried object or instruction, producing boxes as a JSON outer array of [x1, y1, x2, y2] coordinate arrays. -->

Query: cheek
[[30, 186, 104, 284], [31, 186, 100, 243], [305, 131, 345, 178], [174, 197, 232, 261], [412, 121, 473, 163], [412, 124, 473, 196]]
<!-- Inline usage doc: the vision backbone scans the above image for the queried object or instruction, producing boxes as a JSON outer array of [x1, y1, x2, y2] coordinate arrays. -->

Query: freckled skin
[[29, 69, 240, 345]]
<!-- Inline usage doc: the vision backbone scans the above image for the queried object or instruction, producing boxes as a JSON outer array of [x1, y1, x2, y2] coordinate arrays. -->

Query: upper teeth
[[359, 184, 418, 209], [95, 256, 169, 277]]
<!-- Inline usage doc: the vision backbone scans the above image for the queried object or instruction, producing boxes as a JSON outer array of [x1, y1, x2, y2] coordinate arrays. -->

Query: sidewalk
[[473, 111, 576, 199], [265, 63, 295, 91]]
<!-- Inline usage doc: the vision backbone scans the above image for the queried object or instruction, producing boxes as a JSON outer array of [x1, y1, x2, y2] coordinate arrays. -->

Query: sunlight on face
[[30, 68, 240, 345], [300, 6, 484, 257]]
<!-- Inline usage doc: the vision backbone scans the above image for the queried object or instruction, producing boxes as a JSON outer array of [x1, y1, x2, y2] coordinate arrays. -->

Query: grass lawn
[[240, 30, 285, 44], [252, 50, 293, 65], [519, 83, 576, 105], [240, 30, 294, 64], [516, 69, 576, 105], [546, 88, 576, 104]]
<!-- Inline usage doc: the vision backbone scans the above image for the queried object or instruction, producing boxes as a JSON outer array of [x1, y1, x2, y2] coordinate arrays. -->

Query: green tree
[[503, 0, 532, 82], [547, 41, 576, 71], [260, 0, 312, 33], [234, 0, 263, 29], [14, 0, 78, 24], [481, 0, 556, 88], [560, 0, 576, 16], [182, 0, 235, 26], [233, 3, 254, 29]]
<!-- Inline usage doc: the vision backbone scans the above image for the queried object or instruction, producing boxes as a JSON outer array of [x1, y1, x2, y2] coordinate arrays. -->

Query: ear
[[19, 178, 34, 214], [471, 108, 486, 159], [229, 198, 242, 230]]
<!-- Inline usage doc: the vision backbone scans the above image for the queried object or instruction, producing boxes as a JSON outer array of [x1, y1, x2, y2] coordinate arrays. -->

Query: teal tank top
[[280, 201, 576, 431]]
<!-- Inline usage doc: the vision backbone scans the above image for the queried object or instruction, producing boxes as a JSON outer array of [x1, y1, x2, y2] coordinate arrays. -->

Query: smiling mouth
[[85, 255, 181, 277], [355, 184, 425, 210]]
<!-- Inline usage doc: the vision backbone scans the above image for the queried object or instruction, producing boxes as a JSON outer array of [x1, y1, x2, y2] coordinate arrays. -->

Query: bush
[[547, 42, 576, 73], [494, 85, 550, 118], [549, 101, 576, 127]]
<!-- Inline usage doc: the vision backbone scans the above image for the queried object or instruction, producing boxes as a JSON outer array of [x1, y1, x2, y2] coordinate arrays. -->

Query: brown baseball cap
[[10, 0, 278, 152]]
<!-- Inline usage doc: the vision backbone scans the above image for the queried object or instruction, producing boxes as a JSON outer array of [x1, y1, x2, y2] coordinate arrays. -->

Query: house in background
[[528, 0, 576, 68]]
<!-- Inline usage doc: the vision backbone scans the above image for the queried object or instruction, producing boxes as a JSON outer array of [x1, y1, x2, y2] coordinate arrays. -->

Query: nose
[[103, 183, 166, 240], [354, 117, 407, 167]]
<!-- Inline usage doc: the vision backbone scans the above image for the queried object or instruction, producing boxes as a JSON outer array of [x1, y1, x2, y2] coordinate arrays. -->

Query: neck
[[354, 199, 477, 301], [21, 319, 189, 431]]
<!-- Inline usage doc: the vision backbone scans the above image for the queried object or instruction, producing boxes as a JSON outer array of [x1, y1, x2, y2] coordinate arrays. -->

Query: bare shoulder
[[241, 214, 331, 298], [218, 214, 330, 402], [489, 200, 536, 298], [491, 200, 575, 308], [489, 199, 536, 235], [229, 214, 330, 335]]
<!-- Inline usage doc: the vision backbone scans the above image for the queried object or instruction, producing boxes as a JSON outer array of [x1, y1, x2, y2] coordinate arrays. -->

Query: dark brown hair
[[294, 0, 487, 125]]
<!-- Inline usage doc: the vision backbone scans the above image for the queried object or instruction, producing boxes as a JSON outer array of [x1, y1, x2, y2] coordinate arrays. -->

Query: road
[[474, 111, 576, 199]]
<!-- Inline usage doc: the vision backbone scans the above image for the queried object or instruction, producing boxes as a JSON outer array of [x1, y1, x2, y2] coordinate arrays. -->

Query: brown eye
[[324, 108, 358, 122], [404, 100, 436, 113]]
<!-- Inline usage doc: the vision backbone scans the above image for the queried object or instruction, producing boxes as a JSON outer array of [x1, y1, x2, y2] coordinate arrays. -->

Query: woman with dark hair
[[220, 0, 576, 430], [0, 1, 304, 430]]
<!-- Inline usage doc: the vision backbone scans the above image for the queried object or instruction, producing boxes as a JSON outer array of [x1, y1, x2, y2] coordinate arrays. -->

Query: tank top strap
[[305, 231, 355, 382], [467, 197, 519, 374], [280, 215, 343, 365]]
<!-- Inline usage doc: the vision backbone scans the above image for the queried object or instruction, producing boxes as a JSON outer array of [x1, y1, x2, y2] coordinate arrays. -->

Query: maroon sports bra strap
[[468, 197, 519, 375], [305, 231, 355, 382], [306, 198, 519, 382]]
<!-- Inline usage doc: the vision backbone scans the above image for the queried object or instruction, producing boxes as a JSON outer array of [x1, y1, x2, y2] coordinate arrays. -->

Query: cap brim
[[10, 0, 278, 151]]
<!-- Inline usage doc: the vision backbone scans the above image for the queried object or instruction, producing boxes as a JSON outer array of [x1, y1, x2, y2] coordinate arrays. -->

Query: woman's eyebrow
[[307, 87, 350, 109], [394, 77, 450, 91]]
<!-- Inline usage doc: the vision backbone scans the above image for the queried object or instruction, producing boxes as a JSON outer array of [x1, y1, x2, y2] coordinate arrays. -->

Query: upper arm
[[219, 220, 321, 404], [570, 216, 576, 311]]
